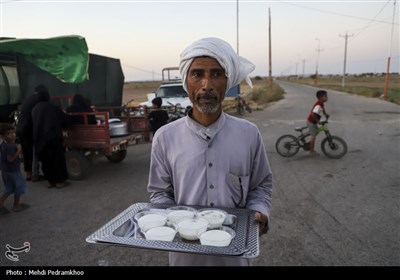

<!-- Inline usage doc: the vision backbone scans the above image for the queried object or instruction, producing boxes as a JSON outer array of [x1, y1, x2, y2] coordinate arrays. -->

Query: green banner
[[0, 35, 89, 83]]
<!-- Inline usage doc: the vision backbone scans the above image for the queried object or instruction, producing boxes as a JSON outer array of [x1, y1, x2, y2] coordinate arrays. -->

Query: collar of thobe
[[185, 112, 226, 141]]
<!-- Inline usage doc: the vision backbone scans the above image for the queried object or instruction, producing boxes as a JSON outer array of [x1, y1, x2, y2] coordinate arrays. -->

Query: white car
[[140, 82, 192, 113]]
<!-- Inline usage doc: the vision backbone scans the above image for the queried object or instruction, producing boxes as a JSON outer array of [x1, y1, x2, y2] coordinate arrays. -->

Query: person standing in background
[[32, 88, 71, 189], [66, 94, 97, 125], [148, 97, 169, 137], [16, 84, 46, 181], [0, 124, 30, 214]]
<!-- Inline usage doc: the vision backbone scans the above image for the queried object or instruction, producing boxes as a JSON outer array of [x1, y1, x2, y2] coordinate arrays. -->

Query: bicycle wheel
[[275, 135, 300, 157], [321, 136, 347, 159], [236, 104, 244, 115]]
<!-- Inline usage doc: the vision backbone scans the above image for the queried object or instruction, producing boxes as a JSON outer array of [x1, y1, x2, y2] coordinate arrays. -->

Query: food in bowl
[[167, 206, 197, 224], [199, 226, 236, 247], [142, 224, 177, 242], [197, 208, 227, 229], [177, 217, 209, 240], [134, 211, 167, 231]]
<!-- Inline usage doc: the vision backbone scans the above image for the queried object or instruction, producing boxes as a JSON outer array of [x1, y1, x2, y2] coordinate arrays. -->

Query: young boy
[[0, 124, 30, 214], [307, 90, 330, 156], [148, 97, 169, 137]]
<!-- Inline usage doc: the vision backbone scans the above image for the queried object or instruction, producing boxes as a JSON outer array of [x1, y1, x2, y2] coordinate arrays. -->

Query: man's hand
[[255, 212, 269, 236]]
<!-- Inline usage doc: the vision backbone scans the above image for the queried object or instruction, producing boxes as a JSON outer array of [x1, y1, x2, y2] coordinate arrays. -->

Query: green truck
[[0, 36, 125, 123], [1, 36, 148, 180]]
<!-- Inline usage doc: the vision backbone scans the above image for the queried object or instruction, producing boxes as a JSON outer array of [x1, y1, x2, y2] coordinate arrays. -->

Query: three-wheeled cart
[[63, 111, 143, 180]]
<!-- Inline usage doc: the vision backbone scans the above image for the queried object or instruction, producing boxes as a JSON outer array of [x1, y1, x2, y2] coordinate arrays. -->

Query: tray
[[86, 203, 259, 258]]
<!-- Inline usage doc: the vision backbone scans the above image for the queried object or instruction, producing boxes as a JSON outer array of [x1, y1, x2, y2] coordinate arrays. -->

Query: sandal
[[13, 203, 30, 212]]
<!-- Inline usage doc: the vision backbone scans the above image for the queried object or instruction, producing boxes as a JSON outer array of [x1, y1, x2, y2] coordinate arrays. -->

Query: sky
[[1, 0, 399, 82]]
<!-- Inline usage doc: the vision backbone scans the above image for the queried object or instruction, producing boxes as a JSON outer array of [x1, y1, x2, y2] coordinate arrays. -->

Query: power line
[[277, 0, 398, 61], [350, 0, 392, 42], [278, 0, 399, 25], [122, 63, 161, 76]]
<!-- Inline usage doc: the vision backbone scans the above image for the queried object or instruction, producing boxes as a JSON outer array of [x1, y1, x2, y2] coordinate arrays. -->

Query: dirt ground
[[122, 81, 160, 105]]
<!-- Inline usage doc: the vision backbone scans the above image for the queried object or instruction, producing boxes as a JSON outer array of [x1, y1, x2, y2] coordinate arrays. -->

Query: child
[[0, 124, 30, 214], [306, 90, 330, 156], [148, 97, 169, 137]]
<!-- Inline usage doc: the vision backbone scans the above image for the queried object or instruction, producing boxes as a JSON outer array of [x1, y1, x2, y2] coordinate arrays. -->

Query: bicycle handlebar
[[319, 115, 329, 125]]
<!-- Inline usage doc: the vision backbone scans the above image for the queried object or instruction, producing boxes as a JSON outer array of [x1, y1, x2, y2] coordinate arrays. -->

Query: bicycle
[[235, 95, 252, 115], [275, 118, 347, 159], [167, 103, 187, 123]]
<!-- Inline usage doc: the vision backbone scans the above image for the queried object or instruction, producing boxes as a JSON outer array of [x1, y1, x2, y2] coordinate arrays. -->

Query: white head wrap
[[179, 37, 255, 94]]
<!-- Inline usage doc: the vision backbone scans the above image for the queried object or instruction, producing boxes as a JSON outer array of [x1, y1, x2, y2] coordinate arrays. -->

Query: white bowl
[[167, 206, 197, 225], [197, 208, 227, 229], [199, 226, 236, 247], [177, 217, 209, 241], [142, 224, 177, 242], [134, 211, 167, 231]]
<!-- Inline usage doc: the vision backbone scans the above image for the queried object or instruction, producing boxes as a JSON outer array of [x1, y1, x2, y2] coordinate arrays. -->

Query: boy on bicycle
[[307, 90, 329, 156]]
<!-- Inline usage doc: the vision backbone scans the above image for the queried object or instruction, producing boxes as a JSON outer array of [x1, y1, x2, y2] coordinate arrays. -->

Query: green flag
[[0, 35, 89, 83]]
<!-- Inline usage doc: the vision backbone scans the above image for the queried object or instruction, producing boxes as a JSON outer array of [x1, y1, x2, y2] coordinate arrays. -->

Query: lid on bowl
[[198, 209, 227, 220], [134, 211, 167, 231], [200, 230, 231, 241], [145, 226, 176, 237], [199, 226, 236, 247], [143, 225, 177, 241], [139, 214, 166, 223], [177, 217, 209, 229], [167, 205, 197, 213], [135, 211, 166, 221]]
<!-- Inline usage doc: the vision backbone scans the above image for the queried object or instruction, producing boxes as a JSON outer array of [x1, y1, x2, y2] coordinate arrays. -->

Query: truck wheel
[[106, 149, 127, 163], [65, 150, 90, 180]]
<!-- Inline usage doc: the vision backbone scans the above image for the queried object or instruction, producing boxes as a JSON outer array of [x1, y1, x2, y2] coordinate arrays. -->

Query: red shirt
[[307, 101, 324, 123]]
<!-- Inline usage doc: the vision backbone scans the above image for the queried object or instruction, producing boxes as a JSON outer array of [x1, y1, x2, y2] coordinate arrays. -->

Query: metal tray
[[86, 203, 259, 258]]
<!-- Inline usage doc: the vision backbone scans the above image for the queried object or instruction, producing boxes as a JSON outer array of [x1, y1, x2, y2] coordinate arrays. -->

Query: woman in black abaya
[[32, 90, 71, 188]]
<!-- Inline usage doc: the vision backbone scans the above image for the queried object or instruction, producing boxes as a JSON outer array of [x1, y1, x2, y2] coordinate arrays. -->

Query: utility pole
[[339, 31, 353, 88], [268, 7, 273, 92], [383, 0, 397, 98], [314, 38, 323, 85], [302, 59, 306, 78], [236, 0, 240, 95]]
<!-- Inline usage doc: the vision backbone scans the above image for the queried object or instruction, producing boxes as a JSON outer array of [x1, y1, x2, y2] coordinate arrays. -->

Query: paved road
[[1, 81, 399, 268]]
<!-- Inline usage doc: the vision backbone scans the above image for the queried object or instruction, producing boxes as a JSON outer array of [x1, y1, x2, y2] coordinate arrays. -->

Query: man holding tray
[[147, 37, 272, 266]]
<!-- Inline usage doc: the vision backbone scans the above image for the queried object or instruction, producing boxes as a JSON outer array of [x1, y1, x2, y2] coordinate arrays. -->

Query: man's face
[[186, 57, 227, 114]]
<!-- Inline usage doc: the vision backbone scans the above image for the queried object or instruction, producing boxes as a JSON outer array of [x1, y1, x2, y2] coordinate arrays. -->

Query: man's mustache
[[195, 92, 219, 101]]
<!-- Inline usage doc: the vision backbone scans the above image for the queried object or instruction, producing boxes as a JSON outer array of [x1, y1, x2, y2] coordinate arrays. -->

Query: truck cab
[[140, 67, 192, 113]]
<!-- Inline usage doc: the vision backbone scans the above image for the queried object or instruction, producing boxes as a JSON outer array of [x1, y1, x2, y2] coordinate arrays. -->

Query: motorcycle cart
[[64, 111, 142, 180]]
